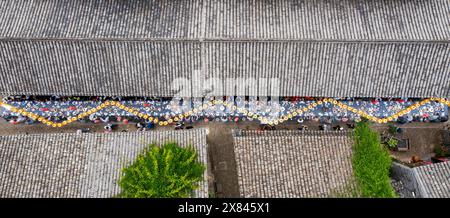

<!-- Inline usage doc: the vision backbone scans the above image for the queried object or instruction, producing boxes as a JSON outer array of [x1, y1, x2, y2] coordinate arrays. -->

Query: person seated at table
[[261, 124, 274, 131], [9, 119, 18, 125], [146, 122, 154, 130], [26, 119, 35, 125], [429, 114, 439, 123], [298, 125, 308, 131], [104, 124, 113, 133], [16, 116, 27, 123], [77, 128, 90, 134], [136, 122, 145, 131], [100, 116, 109, 123], [79, 117, 90, 123], [175, 121, 185, 130], [333, 125, 344, 131], [319, 124, 330, 131], [346, 123, 356, 129], [1, 112, 12, 122], [50, 95, 61, 101]]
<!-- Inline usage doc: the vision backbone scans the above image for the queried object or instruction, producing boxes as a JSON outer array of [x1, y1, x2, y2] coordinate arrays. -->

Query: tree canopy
[[352, 121, 397, 198], [118, 142, 205, 198]]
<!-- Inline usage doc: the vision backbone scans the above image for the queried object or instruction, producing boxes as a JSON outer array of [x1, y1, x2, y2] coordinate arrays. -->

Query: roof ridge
[[232, 129, 354, 137], [0, 128, 208, 138], [0, 37, 449, 44]]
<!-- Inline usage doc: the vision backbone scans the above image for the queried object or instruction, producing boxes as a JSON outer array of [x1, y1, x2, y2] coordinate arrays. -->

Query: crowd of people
[[1, 96, 448, 126]]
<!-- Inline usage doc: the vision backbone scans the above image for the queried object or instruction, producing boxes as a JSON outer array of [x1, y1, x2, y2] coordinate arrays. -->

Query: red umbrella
[[40, 108, 49, 112], [371, 99, 378, 104], [68, 106, 77, 110], [291, 96, 301, 101], [143, 103, 151, 107]]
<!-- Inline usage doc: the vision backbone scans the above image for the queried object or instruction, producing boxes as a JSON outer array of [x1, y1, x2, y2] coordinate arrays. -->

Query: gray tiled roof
[[0, 129, 209, 198], [203, 42, 450, 98], [1, 0, 448, 40], [413, 161, 450, 198], [391, 162, 420, 198], [0, 0, 203, 39], [0, 0, 449, 97], [204, 0, 450, 41], [232, 130, 355, 198], [391, 161, 450, 198], [2, 41, 447, 97], [0, 40, 202, 97]]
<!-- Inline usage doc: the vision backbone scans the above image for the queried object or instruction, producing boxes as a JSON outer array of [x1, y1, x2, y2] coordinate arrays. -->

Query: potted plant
[[388, 124, 398, 135], [386, 138, 398, 150]]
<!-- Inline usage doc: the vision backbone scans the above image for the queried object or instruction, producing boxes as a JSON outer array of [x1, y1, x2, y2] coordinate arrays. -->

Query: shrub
[[388, 124, 398, 135], [118, 142, 205, 198], [386, 138, 398, 150], [352, 121, 397, 198], [434, 144, 449, 157]]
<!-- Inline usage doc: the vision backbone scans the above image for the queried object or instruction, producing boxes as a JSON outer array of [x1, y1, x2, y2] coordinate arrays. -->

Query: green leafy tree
[[353, 121, 397, 198], [118, 142, 205, 198]]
